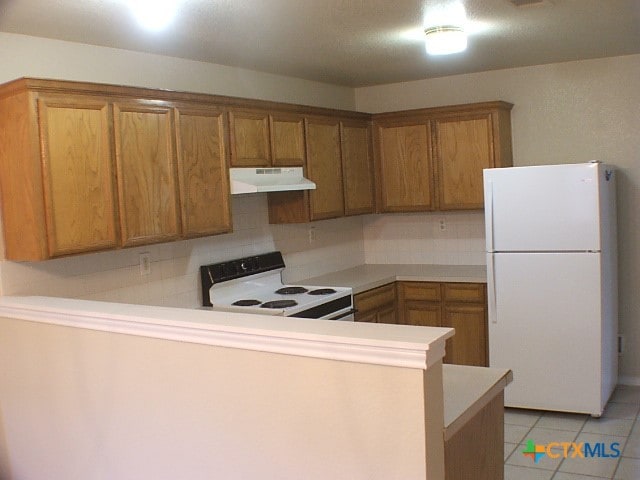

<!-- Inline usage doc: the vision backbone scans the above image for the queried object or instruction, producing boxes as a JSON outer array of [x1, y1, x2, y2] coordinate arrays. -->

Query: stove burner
[[308, 288, 337, 295], [261, 300, 298, 309], [232, 299, 262, 306], [276, 286, 309, 295]]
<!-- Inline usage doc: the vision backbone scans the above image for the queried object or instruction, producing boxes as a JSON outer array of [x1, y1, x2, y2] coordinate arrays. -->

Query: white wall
[[0, 33, 355, 109], [356, 54, 640, 383], [0, 33, 364, 307]]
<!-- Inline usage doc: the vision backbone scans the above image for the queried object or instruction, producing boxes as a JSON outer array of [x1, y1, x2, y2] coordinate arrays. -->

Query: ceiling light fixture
[[128, 0, 180, 31], [424, 25, 467, 55]]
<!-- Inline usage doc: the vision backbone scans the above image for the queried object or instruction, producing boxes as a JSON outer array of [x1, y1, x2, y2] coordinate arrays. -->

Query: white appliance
[[200, 252, 354, 321], [484, 162, 617, 416], [230, 167, 316, 194]]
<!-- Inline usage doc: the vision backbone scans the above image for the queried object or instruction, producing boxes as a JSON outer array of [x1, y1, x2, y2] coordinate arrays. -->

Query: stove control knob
[[240, 262, 248, 271]]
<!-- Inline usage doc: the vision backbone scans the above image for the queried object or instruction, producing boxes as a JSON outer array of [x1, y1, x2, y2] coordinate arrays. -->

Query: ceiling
[[0, 0, 639, 87]]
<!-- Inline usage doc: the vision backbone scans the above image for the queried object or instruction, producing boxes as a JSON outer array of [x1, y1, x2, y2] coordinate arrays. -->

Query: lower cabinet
[[397, 282, 441, 327], [354, 283, 397, 324], [442, 283, 488, 366], [356, 281, 488, 367]]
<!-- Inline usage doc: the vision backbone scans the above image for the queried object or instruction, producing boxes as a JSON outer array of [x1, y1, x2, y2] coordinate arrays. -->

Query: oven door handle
[[331, 308, 357, 320]]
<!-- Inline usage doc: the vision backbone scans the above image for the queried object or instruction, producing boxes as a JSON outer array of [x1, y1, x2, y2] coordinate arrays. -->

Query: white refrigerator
[[484, 162, 618, 416]]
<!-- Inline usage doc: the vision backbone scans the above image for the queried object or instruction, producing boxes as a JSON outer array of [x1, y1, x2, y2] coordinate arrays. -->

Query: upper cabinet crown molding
[[0, 78, 370, 120]]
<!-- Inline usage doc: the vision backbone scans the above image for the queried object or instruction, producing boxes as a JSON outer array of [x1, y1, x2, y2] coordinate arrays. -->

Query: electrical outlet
[[139, 252, 151, 276], [308, 227, 316, 244], [618, 334, 624, 355], [439, 219, 446, 231]]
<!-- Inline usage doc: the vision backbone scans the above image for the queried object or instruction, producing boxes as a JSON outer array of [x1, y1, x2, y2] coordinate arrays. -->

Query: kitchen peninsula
[[0, 295, 509, 480]]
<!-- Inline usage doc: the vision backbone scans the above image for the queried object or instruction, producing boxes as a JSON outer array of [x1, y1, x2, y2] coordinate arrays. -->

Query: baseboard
[[618, 375, 640, 386]]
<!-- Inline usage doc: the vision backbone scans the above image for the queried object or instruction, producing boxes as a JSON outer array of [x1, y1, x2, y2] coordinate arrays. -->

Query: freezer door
[[484, 163, 607, 252], [488, 252, 605, 415]]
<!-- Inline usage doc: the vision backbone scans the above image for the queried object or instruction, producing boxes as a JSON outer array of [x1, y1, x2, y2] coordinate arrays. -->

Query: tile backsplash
[[0, 194, 366, 308], [0, 198, 486, 308], [362, 211, 486, 265]]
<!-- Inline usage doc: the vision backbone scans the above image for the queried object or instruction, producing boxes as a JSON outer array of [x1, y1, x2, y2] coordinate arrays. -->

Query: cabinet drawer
[[443, 283, 486, 304], [354, 283, 396, 313], [399, 282, 441, 302]]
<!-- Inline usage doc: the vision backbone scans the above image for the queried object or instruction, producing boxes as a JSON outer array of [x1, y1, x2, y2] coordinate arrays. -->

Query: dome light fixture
[[424, 25, 467, 55], [128, 0, 181, 31]]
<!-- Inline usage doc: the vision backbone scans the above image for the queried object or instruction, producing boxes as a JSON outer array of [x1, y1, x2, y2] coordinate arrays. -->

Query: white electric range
[[200, 252, 354, 321]]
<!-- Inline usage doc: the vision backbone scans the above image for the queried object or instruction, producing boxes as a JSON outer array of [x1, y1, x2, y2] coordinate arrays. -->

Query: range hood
[[229, 167, 316, 194]]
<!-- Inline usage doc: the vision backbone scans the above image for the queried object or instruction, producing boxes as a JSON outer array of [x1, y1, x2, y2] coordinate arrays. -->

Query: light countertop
[[442, 364, 512, 440], [299, 264, 487, 295]]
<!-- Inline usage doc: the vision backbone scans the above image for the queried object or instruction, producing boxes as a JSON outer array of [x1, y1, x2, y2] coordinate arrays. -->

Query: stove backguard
[[200, 251, 286, 307]]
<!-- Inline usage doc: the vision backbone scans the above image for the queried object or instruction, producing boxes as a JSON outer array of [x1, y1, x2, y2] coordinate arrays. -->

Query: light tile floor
[[504, 385, 640, 480]]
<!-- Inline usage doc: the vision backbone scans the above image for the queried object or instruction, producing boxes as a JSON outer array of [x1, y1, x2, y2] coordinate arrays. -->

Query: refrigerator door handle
[[487, 254, 497, 324], [486, 179, 495, 251]]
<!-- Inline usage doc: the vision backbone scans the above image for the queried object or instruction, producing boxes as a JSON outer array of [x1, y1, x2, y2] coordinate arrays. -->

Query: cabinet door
[[377, 303, 398, 324], [340, 120, 375, 215], [433, 114, 493, 210], [375, 121, 435, 212], [39, 96, 118, 256], [229, 110, 270, 167], [401, 301, 441, 327], [305, 117, 345, 220], [270, 114, 305, 166], [443, 304, 488, 366], [443, 282, 486, 304], [114, 102, 181, 246], [356, 310, 377, 323], [175, 107, 232, 238], [354, 283, 397, 323]]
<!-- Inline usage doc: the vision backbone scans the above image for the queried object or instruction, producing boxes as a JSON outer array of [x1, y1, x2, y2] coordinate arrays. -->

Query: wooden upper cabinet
[[113, 102, 181, 246], [175, 106, 232, 238], [228, 110, 271, 167], [38, 96, 119, 257], [433, 114, 493, 210], [374, 121, 435, 212], [340, 120, 375, 215], [373, 102, 512, 213], [305, 117, 345, 220], [270, 114, 305, 166]]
